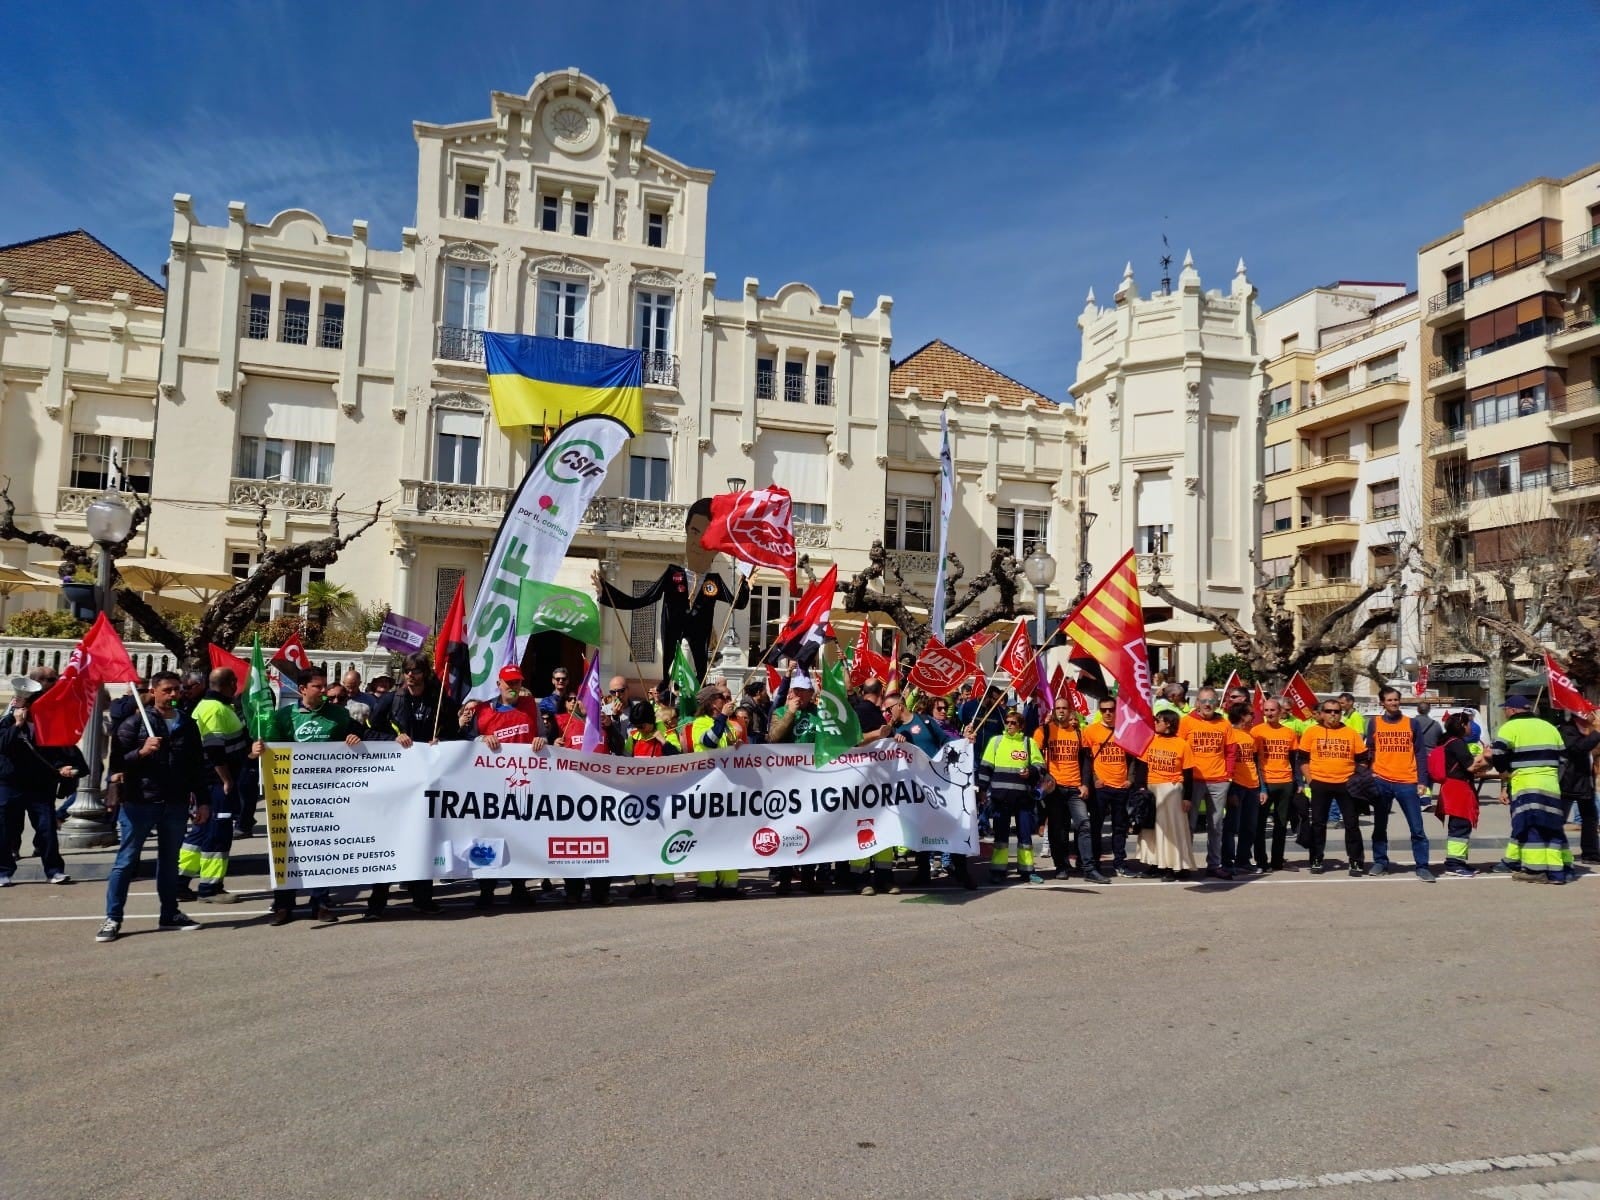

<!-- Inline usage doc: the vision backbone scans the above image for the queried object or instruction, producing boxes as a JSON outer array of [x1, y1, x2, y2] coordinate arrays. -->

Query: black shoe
[[1349, 863, 1368, 877], [159, 913, 202, 932], [270, 909, 294, 926], [655, 884, 676, 901], [696, 886, 717, 901], [1309, 862, 1326, 874], [95, 918, 121, 943], [1206, 866, 1233, 881], [174, 884, 199, 902], [715, 884, 744, 900], [473, 893, 493, 910], [775, 880, 793, 896], [363, 904, 388, 920], [313, 905, 339, 922], [415, 899, 443, 914], [1085, 870, 1111, 884], [1141, 865, 1162, 879]]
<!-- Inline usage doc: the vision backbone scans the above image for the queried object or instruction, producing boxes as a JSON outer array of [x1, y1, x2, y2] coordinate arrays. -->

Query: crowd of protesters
[[2, 652, 1596, 943]]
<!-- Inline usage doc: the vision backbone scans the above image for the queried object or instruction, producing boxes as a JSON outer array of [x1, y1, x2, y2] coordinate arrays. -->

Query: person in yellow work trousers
[[980, 708, 1046, 884], [689, 685, 743, 899]]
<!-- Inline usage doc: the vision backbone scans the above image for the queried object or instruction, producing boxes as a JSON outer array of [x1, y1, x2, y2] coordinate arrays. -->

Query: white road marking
[[1477, 1184, 1600, 1198], [0, 910, 275, 923], [1057, 1147, 1600, 1200]]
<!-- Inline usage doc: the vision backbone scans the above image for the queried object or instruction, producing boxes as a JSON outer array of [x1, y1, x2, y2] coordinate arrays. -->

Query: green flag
[[812, 656, 863, 766], [244, 633, 277, 740], [516, 580, 602, 646], [669, 640, 699, 701]]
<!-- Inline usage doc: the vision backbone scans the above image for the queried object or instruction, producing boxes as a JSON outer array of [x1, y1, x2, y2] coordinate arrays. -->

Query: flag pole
[[967, 627, 1057, 734], [126, 681, 157, 739], [429, 676, 447, 744], [710, 562, 753, 673], [605, 603, 652, 695]]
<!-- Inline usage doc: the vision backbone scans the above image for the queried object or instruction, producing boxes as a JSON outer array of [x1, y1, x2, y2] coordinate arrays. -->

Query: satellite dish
[[1569, 287, 1584, 307]]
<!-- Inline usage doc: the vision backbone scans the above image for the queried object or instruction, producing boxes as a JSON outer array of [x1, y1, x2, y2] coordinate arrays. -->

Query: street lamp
[[726, 476, 746, 493], [61, 492, 133, 849], [1386, 528, 1407, 679], [1076, 509, 1098, 602], [1023, 547, 1057, 648]]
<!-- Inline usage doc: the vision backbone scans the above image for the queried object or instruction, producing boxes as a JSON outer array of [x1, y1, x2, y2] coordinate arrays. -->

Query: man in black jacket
[[364, 652, 456, 916], [1, 677, 84, 886], [1560, 710, 1600, 865], [97, 671, 210, 942], [593, 498, 749, 685]]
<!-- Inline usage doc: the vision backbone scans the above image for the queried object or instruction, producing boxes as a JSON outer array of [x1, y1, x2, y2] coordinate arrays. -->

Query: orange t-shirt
[[1368, 715, 1418, 783], [1298, 723, 1366, 784], [1250, 722, 1297, 785], [1140, 735, 1194, 785], [1082, 722, 1130, 788], [1179, 713, 1230, 781], [1228, 727, 1260, 788], [1033, 724, 1083, 788]]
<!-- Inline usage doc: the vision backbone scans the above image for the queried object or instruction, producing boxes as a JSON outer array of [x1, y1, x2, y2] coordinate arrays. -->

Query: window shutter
[[1491, 234, 1515, 275], [1514, 224, 1541, 267], [1468, 314, 1493, 349], [1467, 244, 1493, 279], [1520, 445, 1550, 472], [1515, 295, 1545, 325], [1492, 306, 1517, 341]]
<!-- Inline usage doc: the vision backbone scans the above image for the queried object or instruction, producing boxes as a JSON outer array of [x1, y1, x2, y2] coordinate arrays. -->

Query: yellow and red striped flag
[[1059, 549, 1156, 756]]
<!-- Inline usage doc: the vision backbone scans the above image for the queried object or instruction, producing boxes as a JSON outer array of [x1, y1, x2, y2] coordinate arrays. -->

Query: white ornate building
[[0, 69, 1081, 679], [1071, 254, 1266, 683]]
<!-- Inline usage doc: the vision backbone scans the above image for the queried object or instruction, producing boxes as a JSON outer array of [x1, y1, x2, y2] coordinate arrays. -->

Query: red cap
[[498, 665, 524, 683]]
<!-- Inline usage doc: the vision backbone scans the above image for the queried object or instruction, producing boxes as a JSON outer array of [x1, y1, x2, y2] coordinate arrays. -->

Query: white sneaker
[[0, 873, 12, 887], [47, 872, 71, 885]]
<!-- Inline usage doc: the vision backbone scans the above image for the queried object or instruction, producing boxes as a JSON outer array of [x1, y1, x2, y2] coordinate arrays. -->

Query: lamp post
[[726, 476, 746, 493], [1075, 509, 1098, 602], [60, 492, 133, 850], [1022, 547, 1057, 648], [1386, 528, 1407, 679]]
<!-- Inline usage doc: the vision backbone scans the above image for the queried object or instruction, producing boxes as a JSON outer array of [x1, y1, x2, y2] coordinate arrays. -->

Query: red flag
[[1060, 550, 1156, 756], [1413, 664, 1429, 698], [1251, 682, 1266, 724], [699, 485, 796, 591], [208, 643, 250, 684], [434, 577, 469, 706], [30, 613, 142, 747], [761, 565, 836, 667], [1220, 669, 1243, 698], [907, 637, 971, 695], [764, 663, 781, 696], [1283, 672, 1318, 721], [1546, 653, 1593, 716], [886, 631, 904, 690], [1065, 680, 1091, 717], [848, 622, 890, 688], [270, 630, 312, 678], [1049, 664, 1068, 702], [997, 620, 1038, 699]]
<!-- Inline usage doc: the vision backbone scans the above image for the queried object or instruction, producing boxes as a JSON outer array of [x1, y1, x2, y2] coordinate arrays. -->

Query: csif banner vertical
[[465, 413, 633, 700]]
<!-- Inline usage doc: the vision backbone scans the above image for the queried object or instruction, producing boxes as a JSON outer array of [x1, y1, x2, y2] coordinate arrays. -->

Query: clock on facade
[[541, 98, 599, 152]]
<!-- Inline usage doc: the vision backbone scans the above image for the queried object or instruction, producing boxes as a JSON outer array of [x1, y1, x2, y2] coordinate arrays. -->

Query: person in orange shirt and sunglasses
[[1297, 700, 1368, 874]]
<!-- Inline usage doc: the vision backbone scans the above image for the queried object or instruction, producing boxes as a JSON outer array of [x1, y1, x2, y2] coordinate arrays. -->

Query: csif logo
[[528, 594, 586, 630], [660, 829, 697, 865], [542, 438, 609, 486]]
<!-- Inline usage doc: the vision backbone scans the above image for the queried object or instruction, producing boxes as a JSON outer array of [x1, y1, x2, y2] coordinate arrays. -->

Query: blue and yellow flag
[[482, 333, 643, 434]]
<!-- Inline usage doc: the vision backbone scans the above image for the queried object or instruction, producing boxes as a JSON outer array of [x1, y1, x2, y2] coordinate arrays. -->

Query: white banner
[[464, 414, 632, 700], [263, 741, 977, 888]]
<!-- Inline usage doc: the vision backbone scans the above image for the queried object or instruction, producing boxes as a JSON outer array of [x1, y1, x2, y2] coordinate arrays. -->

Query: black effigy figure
[[594, 498, 749, 686]]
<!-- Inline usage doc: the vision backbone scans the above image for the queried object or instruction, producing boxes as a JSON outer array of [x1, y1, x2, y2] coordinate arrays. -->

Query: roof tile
[[889, 339, 1054, 407], [0, 230, 164, 308]]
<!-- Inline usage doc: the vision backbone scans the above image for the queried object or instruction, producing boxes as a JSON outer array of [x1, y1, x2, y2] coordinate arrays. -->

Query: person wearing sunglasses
[[1134, 709, 1196, 880], [1082, 698, 1136, 874], [1296, 700, 1369, 874], [1035, 700, 1108, 882], [978, 708, 1046, 884]]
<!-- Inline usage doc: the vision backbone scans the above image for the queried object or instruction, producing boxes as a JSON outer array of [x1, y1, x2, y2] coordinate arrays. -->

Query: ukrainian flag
[[482, 333, 644, 434]]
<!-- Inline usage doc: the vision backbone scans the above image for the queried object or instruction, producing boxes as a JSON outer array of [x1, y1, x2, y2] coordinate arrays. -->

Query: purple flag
[[377, 611, 430, 654], [579, 651, 603, 753]]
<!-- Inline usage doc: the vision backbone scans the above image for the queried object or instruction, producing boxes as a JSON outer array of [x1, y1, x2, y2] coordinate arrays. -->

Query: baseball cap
[[497, 665, 523, 683], [789, 671, 815, 691], [1502, 695, 1530, 710]]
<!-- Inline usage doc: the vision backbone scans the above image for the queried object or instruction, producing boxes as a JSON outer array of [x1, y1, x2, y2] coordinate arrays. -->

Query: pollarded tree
[[0, 479, 382, 670]]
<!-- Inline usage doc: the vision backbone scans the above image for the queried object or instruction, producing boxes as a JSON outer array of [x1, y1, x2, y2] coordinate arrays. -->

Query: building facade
[[1258, 282, 1422, 692], [1071, 253, 1264, 683], [0, 69, 1079, 679], [1417, 163, 1600, 694]]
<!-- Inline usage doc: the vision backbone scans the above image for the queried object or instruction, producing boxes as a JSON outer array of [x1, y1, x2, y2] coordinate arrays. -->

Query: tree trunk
[[1486, 654, 1507, 739]]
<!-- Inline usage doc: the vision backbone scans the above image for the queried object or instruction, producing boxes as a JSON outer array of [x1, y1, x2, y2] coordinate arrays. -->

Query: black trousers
[[1309, 781, 1364, 866], [367, 879, 435, 911], [1093, 785, 1132, 866], [1255, 782, 1300, 867], [1046, 786, 1094, 873], [1566, 788, 1598, 861]]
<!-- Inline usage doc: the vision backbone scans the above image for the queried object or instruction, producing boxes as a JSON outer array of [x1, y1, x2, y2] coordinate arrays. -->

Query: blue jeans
[[1371, 778, 1429, 870], [105, 801, 190, 922]]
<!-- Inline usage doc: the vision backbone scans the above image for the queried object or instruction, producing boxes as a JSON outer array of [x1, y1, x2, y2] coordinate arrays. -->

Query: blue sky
[[4, 0, 1597, 398]]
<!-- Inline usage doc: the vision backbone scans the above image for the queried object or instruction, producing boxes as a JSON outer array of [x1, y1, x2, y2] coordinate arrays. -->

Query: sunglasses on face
[[1321, 707, 1341, 714], [1099, 707, 1115, 715]]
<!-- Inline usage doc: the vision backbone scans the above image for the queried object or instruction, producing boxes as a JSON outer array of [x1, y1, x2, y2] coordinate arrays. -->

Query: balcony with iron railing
[[1298, 376, 1410, 430], [1552, 381, 1600, 429], [1425, 281, 1466, 324], [1550, 460, 1600, 501], [1289, 453, 1360, 489], [437, 325, 485, 363], [1548, 305, 1600, 354], [281, 308, 311, 346], [1429, 425, 1467, 452], [1546, 226, 1600, 280], [755, 370, 834, 406], [1429, 492, 1470, 521], [1425, 353, 1467, 392], [642, 349, 679, 388], [243, 307, 271, 340], [318, 313, 344, 350]]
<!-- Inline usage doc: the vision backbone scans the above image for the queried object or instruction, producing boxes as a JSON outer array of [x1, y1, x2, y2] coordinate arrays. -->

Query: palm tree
[[295, 579, 357, 644]]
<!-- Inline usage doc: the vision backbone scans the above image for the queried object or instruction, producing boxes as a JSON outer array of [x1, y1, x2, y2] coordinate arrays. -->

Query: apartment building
[[1418, 162, 1600, 682], [0, 69, 1079, 677], [1258, 282, 1421, 691], [1072, 253, 1264, 684]]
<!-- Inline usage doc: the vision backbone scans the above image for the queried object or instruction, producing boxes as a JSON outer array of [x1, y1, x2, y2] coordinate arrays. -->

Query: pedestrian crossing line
[[1055, 1145, 1600, 1199]]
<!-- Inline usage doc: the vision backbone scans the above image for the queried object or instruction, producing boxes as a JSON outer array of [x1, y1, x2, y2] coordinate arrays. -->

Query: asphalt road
[[2, 807, 1596, 1200]]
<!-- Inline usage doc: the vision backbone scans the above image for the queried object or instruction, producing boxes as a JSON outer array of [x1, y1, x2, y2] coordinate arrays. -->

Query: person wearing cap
[[769, 674, 829, 895], [690, 684, 741, 898], [178, 667, 252, 902], [1485, 695, 1570, 883], [468, 664, 551, 908], [626, 700, 681, 901], [1, 675, 83, 887]]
